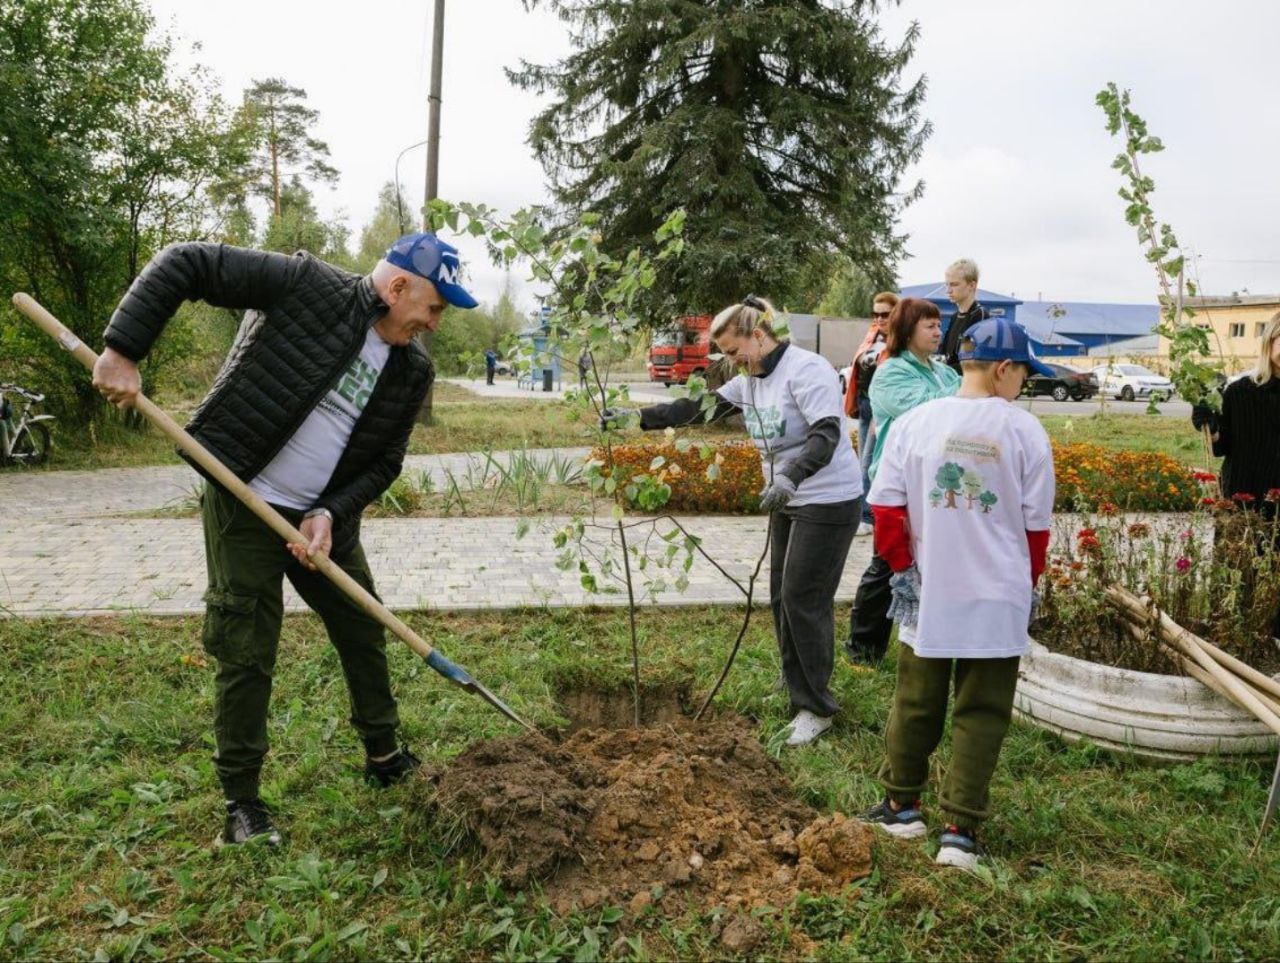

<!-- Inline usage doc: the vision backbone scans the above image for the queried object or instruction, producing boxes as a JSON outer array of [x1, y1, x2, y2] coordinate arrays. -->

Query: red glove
[[1027, 529, 1049, 586], [871, 504, 913, 572]]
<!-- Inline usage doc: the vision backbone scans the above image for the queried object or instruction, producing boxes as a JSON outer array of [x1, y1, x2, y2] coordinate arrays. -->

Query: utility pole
[[423, 0, 445, 222], [417, 0, 446, 425]]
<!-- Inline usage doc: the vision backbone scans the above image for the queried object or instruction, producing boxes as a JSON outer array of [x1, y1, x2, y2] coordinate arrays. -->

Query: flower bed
[[592, 440, 764, 513], [1051, 442, 1198, 512], [1036, 499, 1280, 675]]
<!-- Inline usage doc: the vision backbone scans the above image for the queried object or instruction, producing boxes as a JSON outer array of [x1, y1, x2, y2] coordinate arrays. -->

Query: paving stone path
[[0, 449, 875, 617]]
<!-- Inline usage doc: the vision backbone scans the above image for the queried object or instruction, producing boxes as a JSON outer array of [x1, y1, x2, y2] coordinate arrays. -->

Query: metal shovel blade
[[424, 649, 533, 731]]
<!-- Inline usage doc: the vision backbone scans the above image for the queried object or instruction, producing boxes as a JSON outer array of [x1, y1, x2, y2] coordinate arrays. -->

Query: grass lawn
[[1039, 411, 1214, 466], [2, 607, 1276, 960]]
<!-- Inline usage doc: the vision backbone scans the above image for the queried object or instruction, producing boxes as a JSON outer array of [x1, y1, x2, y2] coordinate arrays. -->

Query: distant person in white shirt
[[858, 317, 1056, 872], [603, 296, 862, 747]]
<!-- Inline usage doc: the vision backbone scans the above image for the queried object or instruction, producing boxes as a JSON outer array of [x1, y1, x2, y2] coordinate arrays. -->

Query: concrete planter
[[1015, 640, 1279, 761]]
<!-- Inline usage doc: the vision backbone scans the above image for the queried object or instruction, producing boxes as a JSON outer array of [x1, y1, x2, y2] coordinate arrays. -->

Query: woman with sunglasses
[[844, 292, 899, 533], [604, 296, 861, 746]]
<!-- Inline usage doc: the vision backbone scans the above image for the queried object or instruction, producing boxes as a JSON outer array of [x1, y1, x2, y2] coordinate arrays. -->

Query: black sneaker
[[219, 799, 282, 847], [843, 640, 883, 669], [859, 797, 926, 839], [364, 746, 422, 787], [935, 823, 981, 871]]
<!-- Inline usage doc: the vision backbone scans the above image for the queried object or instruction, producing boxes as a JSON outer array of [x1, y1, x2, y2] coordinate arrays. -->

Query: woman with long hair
[[606, 296, 861, 745], [1192, 310, 1280, 636], [846, 298, 961, 665]]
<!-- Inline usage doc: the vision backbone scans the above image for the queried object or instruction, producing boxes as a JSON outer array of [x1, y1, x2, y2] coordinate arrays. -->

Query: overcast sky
[[148, 0, 1280, 313]]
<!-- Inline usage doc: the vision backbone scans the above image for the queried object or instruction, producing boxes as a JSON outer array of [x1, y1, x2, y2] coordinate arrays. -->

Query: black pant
[[486, 368, 495, 385], [770, 498, 860, 716], [847, 549, 893, 661]]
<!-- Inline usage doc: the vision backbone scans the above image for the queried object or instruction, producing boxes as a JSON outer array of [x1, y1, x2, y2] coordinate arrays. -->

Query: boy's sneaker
[[859, 797, 926, 839], [935, 823, 981, 871], [219, 799, 282, 847], [364, 746, 422, 787], [783, 709, 833, 746]]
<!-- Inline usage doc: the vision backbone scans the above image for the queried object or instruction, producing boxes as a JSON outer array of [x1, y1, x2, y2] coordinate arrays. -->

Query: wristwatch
[[303, 507, 334, 523]]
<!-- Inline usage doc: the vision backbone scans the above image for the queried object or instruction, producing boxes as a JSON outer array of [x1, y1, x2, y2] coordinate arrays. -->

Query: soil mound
[[429, 714, 872, 917]]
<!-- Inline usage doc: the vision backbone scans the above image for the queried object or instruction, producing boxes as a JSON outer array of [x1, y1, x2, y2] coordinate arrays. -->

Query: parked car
[[1021, 363, 1099, 402], [1091, 363, 1176, 402]]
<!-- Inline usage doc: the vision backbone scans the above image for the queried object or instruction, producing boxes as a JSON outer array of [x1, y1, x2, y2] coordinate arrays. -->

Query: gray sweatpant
[[769, 498, 860, 717]]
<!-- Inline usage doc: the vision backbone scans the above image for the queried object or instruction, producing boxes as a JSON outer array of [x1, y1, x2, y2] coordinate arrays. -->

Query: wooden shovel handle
[[11, 292, 439, 662]]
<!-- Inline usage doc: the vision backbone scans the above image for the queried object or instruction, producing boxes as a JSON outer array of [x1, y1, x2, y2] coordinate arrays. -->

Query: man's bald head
[[370, 259, 446, 346]]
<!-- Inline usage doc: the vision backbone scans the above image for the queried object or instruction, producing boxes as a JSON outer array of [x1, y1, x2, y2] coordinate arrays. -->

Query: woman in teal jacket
[[846, 298, 960, 664]]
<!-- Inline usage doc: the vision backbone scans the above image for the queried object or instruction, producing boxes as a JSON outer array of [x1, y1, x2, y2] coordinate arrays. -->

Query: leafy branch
[[1097, 83, 1223, 417]]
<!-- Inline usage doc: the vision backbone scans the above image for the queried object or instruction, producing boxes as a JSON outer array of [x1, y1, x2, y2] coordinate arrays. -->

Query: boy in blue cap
[[858, 317, 1056, 870]]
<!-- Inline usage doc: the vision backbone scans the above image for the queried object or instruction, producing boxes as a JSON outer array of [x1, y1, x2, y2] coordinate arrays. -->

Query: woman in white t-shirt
[[606, 296, 862, 746]]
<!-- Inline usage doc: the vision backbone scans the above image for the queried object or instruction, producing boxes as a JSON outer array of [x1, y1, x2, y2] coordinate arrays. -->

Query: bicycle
[[0, 383, 55, 466]]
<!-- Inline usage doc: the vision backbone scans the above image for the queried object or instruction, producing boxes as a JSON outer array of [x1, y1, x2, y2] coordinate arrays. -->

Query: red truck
[[647, 314, 712, 386]]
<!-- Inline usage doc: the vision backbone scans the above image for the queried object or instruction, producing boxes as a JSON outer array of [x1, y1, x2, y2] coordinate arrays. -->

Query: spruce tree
[[510, 0, 928, 316]]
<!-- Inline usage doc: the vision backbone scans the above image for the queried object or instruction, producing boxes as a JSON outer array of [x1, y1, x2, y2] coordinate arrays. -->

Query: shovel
[[12, 292, 532, 732]]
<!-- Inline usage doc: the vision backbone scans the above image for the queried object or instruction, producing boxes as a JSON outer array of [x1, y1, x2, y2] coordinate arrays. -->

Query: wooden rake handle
[[12, 293, 531, 730]]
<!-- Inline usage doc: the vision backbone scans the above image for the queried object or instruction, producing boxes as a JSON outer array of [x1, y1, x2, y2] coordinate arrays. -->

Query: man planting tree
[[91, 232, 478, 846]]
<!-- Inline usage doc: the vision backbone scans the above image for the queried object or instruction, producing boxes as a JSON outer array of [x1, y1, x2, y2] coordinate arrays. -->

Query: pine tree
[[242, 77, 339, 220], [510, 0, 928, 317]]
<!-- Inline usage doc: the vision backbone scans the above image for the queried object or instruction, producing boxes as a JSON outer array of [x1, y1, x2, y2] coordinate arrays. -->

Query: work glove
[[1190, 403, 1219, 434], [600, 407, 638, 432], [759, 474, 798, 512], [1028, 585, 1044, 628], [887, 564, 922, 628]]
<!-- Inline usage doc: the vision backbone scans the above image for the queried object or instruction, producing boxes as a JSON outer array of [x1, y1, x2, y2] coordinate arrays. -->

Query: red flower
[[1175, 557, 1192, 572], [1077, 527, 1097, 540], [1098, 502, 1119, 517], [1201, 497, 1215, 506], [1127, 522, 1151, 538], [1266, 488, 1280, 503], [1078, 534, 1102, 554], [1232, 492, 1256, 504], [1193, 470, 1217, 483]]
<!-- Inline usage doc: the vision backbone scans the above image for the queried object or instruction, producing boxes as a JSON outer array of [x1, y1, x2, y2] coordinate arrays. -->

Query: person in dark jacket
[[91, 232, 478, 846], [1192, 311, 1280, 636], [484, 348, 498, 385], [939, 259, 989, 373]]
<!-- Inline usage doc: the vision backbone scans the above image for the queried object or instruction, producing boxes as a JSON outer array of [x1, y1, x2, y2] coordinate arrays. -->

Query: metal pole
[[423, 0, 445, 221], [417, 0, 446, 425]]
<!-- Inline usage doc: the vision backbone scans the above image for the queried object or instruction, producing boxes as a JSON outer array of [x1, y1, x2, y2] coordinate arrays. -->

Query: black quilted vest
[[104, 243, 433, 532]]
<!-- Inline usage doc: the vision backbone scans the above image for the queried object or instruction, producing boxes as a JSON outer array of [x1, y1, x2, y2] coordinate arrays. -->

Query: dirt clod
[[427, 711, 874, 918]]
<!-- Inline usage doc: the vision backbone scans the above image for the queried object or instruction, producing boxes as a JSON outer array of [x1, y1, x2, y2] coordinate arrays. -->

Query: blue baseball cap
[[384, 232, 478, 309], [957, 317, 1054, 378]]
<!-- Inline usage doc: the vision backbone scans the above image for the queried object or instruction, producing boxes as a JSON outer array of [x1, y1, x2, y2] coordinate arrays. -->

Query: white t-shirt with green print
[[716, 344, 861, 508], [248, 326, 391, 510], [867, 395, 1055, 658]]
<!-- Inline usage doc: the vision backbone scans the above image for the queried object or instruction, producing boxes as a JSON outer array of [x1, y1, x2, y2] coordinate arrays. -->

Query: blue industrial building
[[899, 283, 1158, 359], [1014, 300, 1160, 358]]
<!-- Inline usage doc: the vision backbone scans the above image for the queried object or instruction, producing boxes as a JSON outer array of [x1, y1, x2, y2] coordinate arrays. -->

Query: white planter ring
[[1015, 640, 1280, 761]]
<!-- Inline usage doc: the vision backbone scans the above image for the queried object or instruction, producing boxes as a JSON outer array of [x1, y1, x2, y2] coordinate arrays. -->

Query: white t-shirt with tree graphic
[[867, 395, 1055, 658]]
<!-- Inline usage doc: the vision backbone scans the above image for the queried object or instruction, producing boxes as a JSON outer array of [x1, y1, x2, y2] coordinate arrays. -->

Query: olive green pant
[[201, 483, 399, 801], [879, 644, 1021, 825]]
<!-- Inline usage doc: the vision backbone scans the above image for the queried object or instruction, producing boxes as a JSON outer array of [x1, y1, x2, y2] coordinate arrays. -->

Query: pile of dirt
[[427, 714, 873, 920]]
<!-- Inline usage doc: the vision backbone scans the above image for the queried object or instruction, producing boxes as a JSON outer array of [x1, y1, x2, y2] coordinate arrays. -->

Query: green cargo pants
[[201, 483, 399, 801], [879, 644, 1021, 825]]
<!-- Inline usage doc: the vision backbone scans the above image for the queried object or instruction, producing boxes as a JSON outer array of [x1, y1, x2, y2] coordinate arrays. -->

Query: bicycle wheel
[[9, 422, 49, 465]]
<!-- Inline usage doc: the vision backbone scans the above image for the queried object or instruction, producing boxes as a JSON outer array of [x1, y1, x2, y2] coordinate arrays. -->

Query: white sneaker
[[853, 524, 874, 537], [783, 710, 833, 746]]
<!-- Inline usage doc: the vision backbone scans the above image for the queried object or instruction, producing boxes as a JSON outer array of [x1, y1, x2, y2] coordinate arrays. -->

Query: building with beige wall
[[1157, 295, 1280, 374]]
